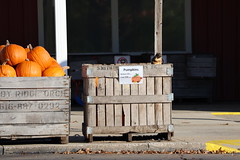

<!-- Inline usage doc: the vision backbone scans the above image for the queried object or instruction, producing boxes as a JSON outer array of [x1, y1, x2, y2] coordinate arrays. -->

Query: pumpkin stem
[[3, 59, 10, 65], [62, 66, 70, 71], [28, 44, 33, 50], [6, 40, 10, 46]]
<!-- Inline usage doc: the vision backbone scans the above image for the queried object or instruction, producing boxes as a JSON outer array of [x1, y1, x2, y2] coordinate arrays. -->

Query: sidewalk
[[1, 102, 240, 155]]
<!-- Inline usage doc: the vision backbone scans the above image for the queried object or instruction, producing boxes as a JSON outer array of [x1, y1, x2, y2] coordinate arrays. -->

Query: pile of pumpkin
[[0, 40, 69, 77]]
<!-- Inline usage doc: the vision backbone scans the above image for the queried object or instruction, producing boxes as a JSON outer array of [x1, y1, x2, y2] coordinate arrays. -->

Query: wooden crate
[[82, 63, 174, 142], [0, 76, 71, 144]]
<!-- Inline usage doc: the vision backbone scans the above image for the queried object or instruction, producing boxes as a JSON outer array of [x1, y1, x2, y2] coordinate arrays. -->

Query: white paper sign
[[119, 66, 143, 84]]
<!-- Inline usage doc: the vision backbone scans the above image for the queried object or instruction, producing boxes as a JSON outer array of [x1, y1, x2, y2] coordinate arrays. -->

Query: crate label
[[119, 66, 143, 84], [0, 89, 69, 100], [0, 102, 62, 111]]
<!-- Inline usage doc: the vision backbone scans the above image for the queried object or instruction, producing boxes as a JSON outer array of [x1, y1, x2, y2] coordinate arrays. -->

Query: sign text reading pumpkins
[[119, 66, 143, 84]]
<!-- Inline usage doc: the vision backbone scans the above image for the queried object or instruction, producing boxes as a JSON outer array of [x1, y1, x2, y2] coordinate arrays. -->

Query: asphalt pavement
[[1, 101, 240, 155]]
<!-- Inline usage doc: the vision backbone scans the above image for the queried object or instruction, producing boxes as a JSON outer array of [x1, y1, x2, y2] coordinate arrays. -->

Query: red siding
[[0, 0, 38, 47], [192, 0, 240, 100]]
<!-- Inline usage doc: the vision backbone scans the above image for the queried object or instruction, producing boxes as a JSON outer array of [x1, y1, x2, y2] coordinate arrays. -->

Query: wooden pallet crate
[[82, 63, 174, 142], [0, 76, 71, 144]]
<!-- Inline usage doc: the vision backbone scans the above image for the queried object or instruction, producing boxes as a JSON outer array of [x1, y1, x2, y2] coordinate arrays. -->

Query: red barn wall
[[192, 0, 240, 101], [0, 0, 38, 47]]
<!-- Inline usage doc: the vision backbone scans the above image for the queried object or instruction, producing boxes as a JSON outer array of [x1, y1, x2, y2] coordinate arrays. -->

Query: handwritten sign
[[119, 66, 143, 84]]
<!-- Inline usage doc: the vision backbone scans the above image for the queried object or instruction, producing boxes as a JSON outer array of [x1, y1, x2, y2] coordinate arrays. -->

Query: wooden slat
[[97, 78, 105, 126], [138, 78, 147, 125], [0, 112, 69, 124], [106, 78, 114, 126], [155, 77, 163, 125], [85, 78, 96, 127], [88, 125, 167, 134], [0, 100, 70, 112], [146, 77, 155, 125], [0, 124, 69, 136], [163, 77, 172, 125], [0, 77, 70, 88], [114, 78, 122, 126], [122, 84, 130, 126], [82, 64, 173, 78], [0, 89, 70, 100], [86, 95, 173, 104], [130, 84, 139, 126]]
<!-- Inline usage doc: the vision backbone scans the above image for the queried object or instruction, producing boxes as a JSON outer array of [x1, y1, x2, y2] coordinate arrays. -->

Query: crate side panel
[[0, 77, 70, 88], [0, 89, 70, 100], [82, 64, 173, 78], [0, 112, 69, 124], [0, 124, 69, 136], [0, 100, 70, 112]]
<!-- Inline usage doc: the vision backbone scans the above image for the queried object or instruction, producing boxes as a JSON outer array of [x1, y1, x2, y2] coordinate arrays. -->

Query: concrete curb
[[2, 142, 206, 155]]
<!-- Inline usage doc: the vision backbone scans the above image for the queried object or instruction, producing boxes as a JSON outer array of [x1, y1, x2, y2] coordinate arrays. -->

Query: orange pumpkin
[[0, 45, 5, 64], [0, 61, 17, 77], [16, 59, 42, 77], [42, 66, 66, 77], [1, 44, 27, 66], [0, 40, 10, 64], [27, 46, 52, 71], [25, 44, 33, 53], [0, 45, 5, 51], [49, 57, 61, 68]]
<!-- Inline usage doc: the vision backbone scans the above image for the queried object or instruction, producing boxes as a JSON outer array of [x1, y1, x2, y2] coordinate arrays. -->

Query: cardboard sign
[[119, 66, 143, 84]]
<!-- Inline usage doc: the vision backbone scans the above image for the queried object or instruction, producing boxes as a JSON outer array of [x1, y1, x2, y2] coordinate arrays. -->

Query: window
[[39, 0, 191, 55]]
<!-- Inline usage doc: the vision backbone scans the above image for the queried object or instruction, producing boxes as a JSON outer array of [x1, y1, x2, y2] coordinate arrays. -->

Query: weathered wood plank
[[0, 100, 69, 112], [106, 78, 114, 126], [85, 78, 96, 127], [155, 77, 163, 125], [96, 78, 105, 126], [86, 94, 173, 104], [0, 124, 69, 136], [163, 77, 172, 125], [122, 84, 130, 126], [114, 78, 122, 126], [130, 84, 139, 126], [138, 78, 147, 125], [82, 64, 173, 78], [147, 77, 155, 125], [87, 125, 167, 134], [0, 76, 70, 88], [0, 89, 70, 100], [0, 112, 69, 124]]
